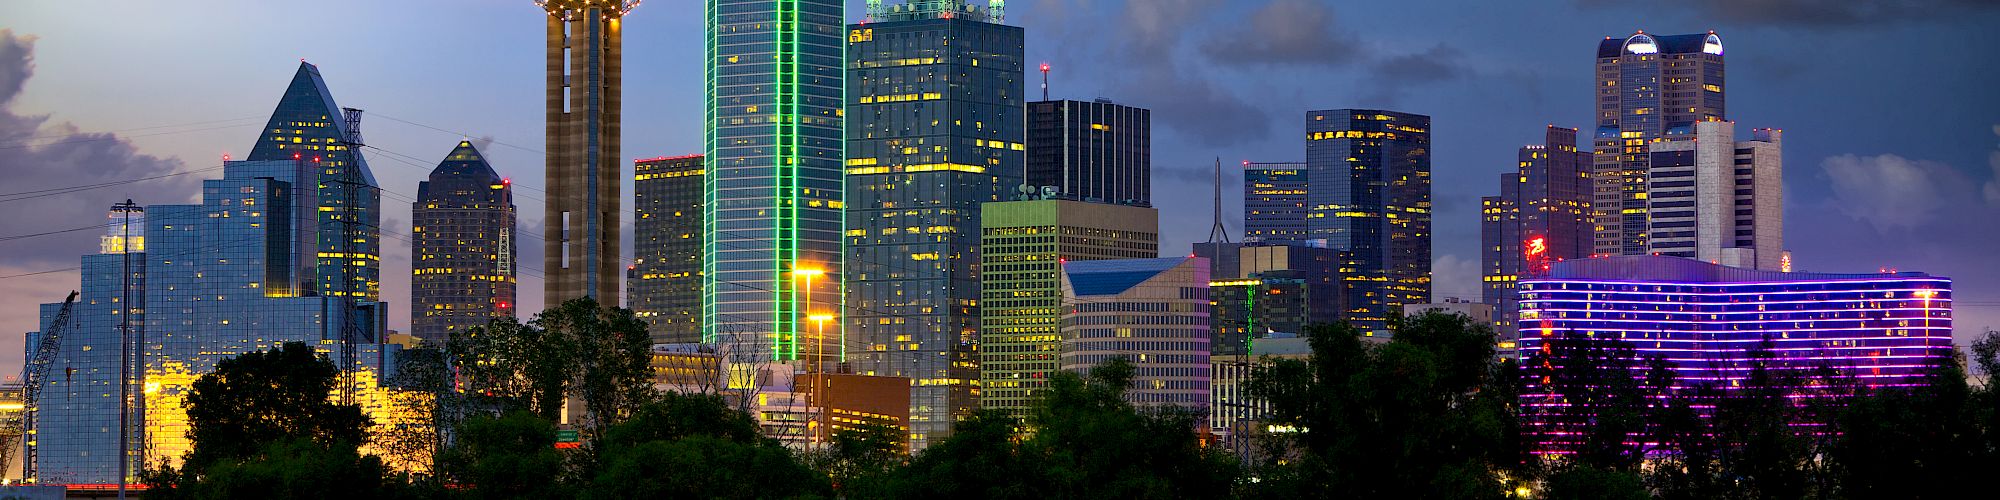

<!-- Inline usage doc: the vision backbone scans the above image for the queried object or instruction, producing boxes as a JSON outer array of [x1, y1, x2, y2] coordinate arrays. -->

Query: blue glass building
[[846, 0, 1022, 448], [412, 141, 517, 341], [1242, 161, 1307, 245], [1304, 110, 1431, 335], [31, 159, 384, 483], [704, 0, 847, 363], [245, 61, 380, 301]]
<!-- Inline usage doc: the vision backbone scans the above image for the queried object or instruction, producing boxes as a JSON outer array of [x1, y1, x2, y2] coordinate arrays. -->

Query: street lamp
[[807, 312, 835, 448], [791, 268, 825, 360]]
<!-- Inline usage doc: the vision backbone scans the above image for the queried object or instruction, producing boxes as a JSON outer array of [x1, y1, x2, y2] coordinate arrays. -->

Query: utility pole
[[112, 200, 139, 499]]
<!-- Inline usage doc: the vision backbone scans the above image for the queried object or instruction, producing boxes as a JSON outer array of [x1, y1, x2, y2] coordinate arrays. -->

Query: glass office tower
[[1591, 31, 1725, 257], [1024, 99, 1151, 206], [245, 61, 380, 301], [1481, 126, 1591, 340], [412, 141, 518, 341], [704, 0, 847, 363], [630, 154, 707, 344], [846, 0, 1023, 449], [1304, 109, 1431, 335], [1242, 161, 1308, 245]]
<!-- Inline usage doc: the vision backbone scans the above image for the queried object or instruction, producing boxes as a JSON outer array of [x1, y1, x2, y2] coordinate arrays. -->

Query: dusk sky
[[2, 0, 1997, 374]]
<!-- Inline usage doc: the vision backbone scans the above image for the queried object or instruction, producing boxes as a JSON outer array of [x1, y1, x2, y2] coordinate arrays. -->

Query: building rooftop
[[1064, 257, 1190, 296], [1536, 255, 1940, 283]]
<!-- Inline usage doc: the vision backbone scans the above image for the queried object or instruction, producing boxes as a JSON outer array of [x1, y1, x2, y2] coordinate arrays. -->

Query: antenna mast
[[1207, 157, 1231, 243]]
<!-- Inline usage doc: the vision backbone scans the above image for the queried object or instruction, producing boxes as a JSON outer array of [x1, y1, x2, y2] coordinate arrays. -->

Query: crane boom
[[3, 290, 80, 483]]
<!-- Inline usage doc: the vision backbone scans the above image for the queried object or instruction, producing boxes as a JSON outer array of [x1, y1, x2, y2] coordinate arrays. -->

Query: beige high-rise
[[542, 1, 630, 303]]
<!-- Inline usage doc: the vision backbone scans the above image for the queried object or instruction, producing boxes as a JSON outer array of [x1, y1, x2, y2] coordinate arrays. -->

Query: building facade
[[979, 199, 1157, 419], [704, 0, 847, 365], [844, 0, 1023, 450], [32, 161, 388, 484], [412, 141, 517, 342], [1209, 244, 1345, 356], [1242, 162, 1308, 245], [1592, 31, 1726, 257], [1481, 126, 1591, 340], [1518, 256, 1953, 455], [1026, 99, 1151, 206], [1059, 257, 1211, 408], [1642, 121, 1783, 270], [629, 155, 706, 344], [244, 62, 379, 301], [1304, 109, 1431, 335], [542, 0, 632, 303]]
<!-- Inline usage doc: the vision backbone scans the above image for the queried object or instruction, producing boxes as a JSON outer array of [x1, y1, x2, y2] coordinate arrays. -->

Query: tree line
[[137, 300, 1999, 498]]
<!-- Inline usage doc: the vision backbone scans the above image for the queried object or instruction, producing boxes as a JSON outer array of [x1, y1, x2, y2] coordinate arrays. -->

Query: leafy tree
[[1541, 464, 1648, 500], [1245, 313, 1518, 498], [583, 395, 826, 499], [450, 298, 653, 441], [882, 358, 1237, 499], [812, 423, 906, 495], [142, 342, 391, 498], [436, 411, 571, 500]]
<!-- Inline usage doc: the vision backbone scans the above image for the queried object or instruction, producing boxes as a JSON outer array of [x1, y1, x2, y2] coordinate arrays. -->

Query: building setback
[[629, 155, 706, 344], [1592, 31, 1726, 257], [845, 0, 1023, 449], [979, 199, 1157, 418], [412, 141, 517, 342], [1304, 109, 1431, 335], [1026, 99, 1151, 206], [245, 61, 380, 301], [704, 0, 846, 363], [1643, 121, 1782, 270], [1481, 126, 1591, 341], [1059, 257, 1211, 408], [542, 0, 631, 303]]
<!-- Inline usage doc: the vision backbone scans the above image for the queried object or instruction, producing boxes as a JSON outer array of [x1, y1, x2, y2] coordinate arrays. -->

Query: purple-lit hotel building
[[1518, 256, 1952, 451]]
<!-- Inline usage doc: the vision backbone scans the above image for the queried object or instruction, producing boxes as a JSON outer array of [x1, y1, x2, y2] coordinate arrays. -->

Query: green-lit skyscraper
[[704, 0, 846, 363], [846, 0, 1023, 449]]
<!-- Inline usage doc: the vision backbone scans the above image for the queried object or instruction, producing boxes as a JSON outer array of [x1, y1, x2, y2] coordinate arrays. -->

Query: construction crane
[[1, 291, 80, 483]]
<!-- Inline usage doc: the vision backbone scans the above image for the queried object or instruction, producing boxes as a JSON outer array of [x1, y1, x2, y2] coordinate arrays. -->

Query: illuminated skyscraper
[[704, 0, 846, 362], [1481, 126, 1590, 340], [1242, 162, 1308, 245], [32, 160, 385, 484], [630, 154, 706, 344], [979, 199, 1157, 419], [846, 0, 1022, 448], [245, 61, 379, 300], [1304, 109, 1430, 335], [1026, 99, 1151, 206], [1592, 31, 1725, 257], [412, 141, 517, 341], [541, 0, 633, 303]]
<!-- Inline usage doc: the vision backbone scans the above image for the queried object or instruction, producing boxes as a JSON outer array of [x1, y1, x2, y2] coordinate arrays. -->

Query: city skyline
[[4, 0, 2000, 377]]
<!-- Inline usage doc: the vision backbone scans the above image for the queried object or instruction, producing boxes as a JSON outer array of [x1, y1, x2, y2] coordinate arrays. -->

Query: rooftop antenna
[[1039, 62, 1050, 101], [1207, 157, 1231, 243]]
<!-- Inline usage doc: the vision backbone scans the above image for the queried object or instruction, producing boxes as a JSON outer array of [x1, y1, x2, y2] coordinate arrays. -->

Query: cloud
[[1983, 126, 2000, 204], [0, 30, 197, 269], [1200, 0, 1359, 67], [1821, 154, 1972, 233], [1364, 44, 1468, 103], [0, 266, 78, 375], [1028, 0, 1270, 146], [1578, 0, 2000, 27], [1431, 253, 1481, 302]]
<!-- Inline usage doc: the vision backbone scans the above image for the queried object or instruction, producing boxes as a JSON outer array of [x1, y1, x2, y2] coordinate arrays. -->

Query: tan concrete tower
[[540, 0, 632, 303]]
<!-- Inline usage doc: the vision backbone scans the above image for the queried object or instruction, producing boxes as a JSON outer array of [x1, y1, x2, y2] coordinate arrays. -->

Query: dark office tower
[[1242, 162, 1308, 245], [542, 0, 632, 304], [1210, 244, 1345, 356], [1304, 110, 1431, 336], [1481, 126, 1590, 340], [412, 141, 518, 342], [847, 0, 1022, 449], [1592, 31, 1725, 257], [1025, 99, 1151, 206], [705, 0, 846, 364], [630, 155, 706, 344], [246, 61, 379, 300]]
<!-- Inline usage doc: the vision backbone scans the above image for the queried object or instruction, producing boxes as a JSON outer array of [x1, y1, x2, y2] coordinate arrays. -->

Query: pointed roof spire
[[429, 141, 501, 183]]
